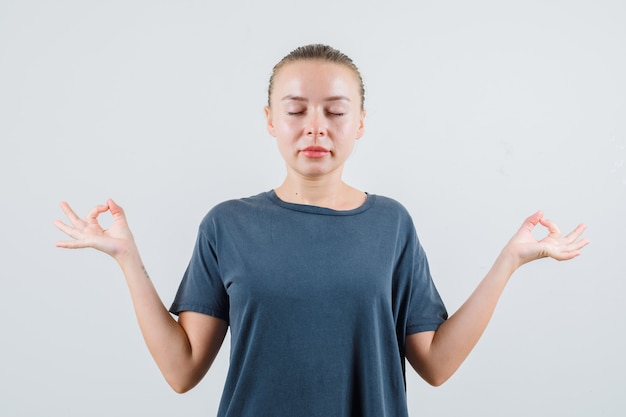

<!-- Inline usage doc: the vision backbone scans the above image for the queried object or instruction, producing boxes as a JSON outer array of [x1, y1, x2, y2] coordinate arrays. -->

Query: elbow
[[170, 384, 192, 394], [166, 376, 199, 394], [417, 366, 454, 387], [423, 374, 450, 387], [160, 362, 208, 394], [409, 362, 453, 387]]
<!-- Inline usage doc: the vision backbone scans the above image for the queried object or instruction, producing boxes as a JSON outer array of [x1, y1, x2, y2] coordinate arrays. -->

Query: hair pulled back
[[267, 44, 365, 109]]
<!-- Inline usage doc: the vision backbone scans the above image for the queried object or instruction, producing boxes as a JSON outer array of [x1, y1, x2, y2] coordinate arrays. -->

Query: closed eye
[[287, 111, 305, 116]]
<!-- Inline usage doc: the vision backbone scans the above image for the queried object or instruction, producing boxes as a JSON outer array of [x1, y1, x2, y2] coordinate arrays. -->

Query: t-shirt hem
[[169, 304, 229, 323], [406, 322, 445, 335]]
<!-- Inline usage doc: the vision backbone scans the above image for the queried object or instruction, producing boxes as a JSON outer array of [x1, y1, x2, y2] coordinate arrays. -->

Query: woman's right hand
[[54, 199, 136, 260]]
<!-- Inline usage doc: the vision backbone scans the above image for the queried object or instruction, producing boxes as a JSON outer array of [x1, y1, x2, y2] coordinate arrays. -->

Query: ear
[[265, 106, 276, 137], [355, 109, 366, 140]]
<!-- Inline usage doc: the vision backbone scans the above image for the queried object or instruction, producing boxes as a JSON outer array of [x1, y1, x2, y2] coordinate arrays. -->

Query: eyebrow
[[280, 95, 351, 103]]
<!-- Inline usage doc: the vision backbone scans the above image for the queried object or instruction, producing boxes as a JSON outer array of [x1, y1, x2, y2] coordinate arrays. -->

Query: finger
[[519, 211, 543, 233], [549, 235, 589, 261], [86, 204, 110, 225], [539, 217, 561, 236], [553, 250, 581, 261], [54, 219, 81, 240], [107, 198, 126, 220], [564, 223, 587, 243], [55, 239, 90, 249], [555, 242, 587, 260], [107, 199, 132, 231], [59, 201, 82, 225], [570, 237, 590, 251]]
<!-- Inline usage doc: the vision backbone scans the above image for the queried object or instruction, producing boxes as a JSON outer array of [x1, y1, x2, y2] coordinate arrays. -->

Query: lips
[[300, 146, 330, 158]]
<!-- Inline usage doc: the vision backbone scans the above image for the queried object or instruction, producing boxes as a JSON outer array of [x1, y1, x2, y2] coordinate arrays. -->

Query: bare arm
[[55, 199, 227, 393], [405, 211, 588, 386]]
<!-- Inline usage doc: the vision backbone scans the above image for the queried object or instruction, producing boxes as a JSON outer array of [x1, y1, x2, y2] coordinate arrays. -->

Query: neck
[[274, 171, 365, 210]]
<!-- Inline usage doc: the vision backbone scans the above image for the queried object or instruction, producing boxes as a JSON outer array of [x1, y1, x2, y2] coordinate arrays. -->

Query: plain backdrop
[[1, 1, 625, 416]]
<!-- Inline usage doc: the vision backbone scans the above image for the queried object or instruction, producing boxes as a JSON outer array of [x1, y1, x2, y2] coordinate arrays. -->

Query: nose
[[305, 111, 326, 137]]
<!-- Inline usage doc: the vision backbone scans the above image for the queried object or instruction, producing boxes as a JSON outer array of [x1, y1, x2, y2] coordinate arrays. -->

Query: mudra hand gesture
[[54, 199, 136, 261], [503, 211, 588, 268]]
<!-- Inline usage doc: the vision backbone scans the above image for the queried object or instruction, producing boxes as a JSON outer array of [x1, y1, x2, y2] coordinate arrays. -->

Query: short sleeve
[[169, 215, 229, 322], [392, 212, 448, 336], [404, 234, 448, 334]]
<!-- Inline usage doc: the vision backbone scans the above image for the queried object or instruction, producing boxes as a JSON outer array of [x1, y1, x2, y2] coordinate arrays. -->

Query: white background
[[1, 1, 625, 416]]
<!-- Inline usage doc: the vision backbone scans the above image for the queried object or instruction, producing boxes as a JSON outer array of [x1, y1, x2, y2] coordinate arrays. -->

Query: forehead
[[272, 60, 361, 102]]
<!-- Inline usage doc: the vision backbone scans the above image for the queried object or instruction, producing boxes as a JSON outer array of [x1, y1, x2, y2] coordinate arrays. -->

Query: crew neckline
[[265, 190, 376, 216]]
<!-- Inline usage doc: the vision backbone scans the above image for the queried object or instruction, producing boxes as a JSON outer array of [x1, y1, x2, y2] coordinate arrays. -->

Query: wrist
[[496, 246, 523, 274], [113, 240, 141, 267]]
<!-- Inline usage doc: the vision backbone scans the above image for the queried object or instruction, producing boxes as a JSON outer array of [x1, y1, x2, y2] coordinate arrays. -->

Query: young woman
[[55, 44, 588, 417]]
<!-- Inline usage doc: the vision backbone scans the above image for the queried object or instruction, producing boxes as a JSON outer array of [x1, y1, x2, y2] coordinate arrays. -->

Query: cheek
[[335, 118, 361, 136], [274, 117, 300, 135], [275, 127, 295, 141]]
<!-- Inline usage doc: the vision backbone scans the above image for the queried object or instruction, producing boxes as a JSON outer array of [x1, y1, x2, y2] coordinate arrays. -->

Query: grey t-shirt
[[170, 191, 448, 417]]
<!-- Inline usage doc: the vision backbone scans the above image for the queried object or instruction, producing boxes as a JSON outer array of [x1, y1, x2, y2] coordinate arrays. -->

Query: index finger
[[86, 204, 110, 223], [539, 217, 561, 236]]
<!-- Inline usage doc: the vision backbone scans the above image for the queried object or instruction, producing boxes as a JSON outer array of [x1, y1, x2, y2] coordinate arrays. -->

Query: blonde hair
[[267, 44, 365, 109]]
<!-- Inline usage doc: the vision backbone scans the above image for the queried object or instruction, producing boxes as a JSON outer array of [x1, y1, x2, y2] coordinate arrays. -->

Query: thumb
[[520, 210, 543, 233], [107, 198, 125, 219]]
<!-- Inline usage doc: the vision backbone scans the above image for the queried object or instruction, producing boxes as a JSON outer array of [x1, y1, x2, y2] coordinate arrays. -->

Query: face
[[265, 60, 365, 180]]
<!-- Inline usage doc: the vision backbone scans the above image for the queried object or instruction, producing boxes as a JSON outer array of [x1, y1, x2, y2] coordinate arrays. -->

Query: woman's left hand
[[504, 211, 589, 268]]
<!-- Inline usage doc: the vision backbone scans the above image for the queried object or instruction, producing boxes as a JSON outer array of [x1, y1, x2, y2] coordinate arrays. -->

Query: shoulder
[[370, 194, 414, 222], [211, 192, 270, 213], [368, 194, 423, 245], [198, 192, 271, 230], [371, 194, 409, 212]]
